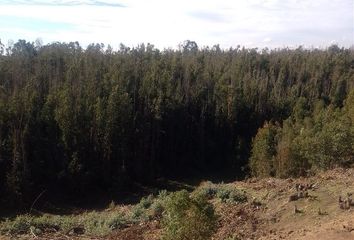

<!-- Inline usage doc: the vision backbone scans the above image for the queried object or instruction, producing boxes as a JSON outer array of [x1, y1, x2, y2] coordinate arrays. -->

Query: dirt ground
[[2, 168, 354, 240], [219, 168, 354, 240], [105, 168, 354, 240]]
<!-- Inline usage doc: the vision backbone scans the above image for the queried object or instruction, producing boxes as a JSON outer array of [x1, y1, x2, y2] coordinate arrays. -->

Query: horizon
[[0, 0, 353, 50], [2, 39, 354, 53]]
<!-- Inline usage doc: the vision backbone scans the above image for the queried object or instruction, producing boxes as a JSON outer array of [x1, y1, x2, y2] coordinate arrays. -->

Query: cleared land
[[2, 168, 354, 240]]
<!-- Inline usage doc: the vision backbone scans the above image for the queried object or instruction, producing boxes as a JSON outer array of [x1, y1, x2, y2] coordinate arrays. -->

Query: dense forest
[[0, 39, 353, 205]]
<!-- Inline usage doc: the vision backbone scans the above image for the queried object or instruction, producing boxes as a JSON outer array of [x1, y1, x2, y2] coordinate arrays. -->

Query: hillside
[[1, 42, 353, 206], [2, 168, 354, 240]]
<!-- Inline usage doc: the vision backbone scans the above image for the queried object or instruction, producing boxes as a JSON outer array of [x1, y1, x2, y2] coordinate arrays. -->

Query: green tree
[[249, 122, 279, 177]]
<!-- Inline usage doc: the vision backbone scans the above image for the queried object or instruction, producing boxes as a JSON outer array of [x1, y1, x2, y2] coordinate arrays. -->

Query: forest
[[0, 39, 353, 206]]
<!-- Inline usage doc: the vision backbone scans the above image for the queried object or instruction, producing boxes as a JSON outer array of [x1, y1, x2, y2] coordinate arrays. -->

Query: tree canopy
[[0, 39, 353, 204]]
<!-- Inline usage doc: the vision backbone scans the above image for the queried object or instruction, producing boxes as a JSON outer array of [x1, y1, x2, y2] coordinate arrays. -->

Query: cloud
[[188, 11, 228, 23], [0, 0, 126, 7], [0, 0, 352, 49], [263, 37, 272, 43]]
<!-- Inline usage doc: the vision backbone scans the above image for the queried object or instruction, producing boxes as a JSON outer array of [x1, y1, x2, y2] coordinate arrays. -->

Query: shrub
[[106, 212, 127, 230], [161, 190, 217, 240], [150, 201, 164, 218], [192, 181, 217, 199], [130, 194, 154, 221], [33, 214, 75, 232], [216, 186, 247, 203], [148, 190, 169, 218], [80, 212, 110, 236], [193, 183, 247, 204], [0, 211, 127, 237], [0, 215, 33, 235], [139, 194, 154, 209]]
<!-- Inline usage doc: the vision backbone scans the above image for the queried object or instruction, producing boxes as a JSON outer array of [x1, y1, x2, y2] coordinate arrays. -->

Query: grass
[[0, 183, 246, 238], [0, 190, 170, 238], [0, 210, 128, 237]]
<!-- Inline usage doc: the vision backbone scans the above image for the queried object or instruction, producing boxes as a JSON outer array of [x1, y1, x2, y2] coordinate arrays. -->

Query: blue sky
[[0, 0, 353, 49]]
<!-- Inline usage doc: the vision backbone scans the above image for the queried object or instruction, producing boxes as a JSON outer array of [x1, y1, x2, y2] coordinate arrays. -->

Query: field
[[1, 168, 354, 240]]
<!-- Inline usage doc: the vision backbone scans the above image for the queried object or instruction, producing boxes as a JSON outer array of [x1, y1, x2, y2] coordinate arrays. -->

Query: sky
[[0, 0, 353, 50]]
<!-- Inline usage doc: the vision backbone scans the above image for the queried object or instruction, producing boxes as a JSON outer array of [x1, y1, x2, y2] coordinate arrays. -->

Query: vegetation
[[0, 211, 127, 237], [250, 93, 354, 178], [0, 192, 162, 237], [0, 188, 218, 239], [2, 168, 354, 239], [193, 181, 247, 203], [161, 190, 217, 240], [0, 39, 353, 205]]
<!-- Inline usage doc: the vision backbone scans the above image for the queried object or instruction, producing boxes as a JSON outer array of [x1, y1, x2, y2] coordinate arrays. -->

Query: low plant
[[161, 190, 217, 240], [130, 194, 154, 221], [192, 181, 218, 199], [0, 211, 127, 237], [0, 214, 34, 235], [193, 183, 247, 204], [216, 186, 247, 203]]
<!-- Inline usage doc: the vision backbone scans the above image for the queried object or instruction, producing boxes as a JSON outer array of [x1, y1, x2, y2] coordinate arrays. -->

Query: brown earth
[[121, 168, 354, 240], [217, 168, 354, 240]]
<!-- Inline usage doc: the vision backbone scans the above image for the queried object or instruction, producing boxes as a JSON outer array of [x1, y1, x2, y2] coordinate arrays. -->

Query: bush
[[192, 181, 218, 199], [0, 211, 127, 237], [0, 215, 33, 235], [216, 186, 247, 203], [106, 212, 127, 230], [130, 191, 170, 221], [161, 190, 217, 240], [193, 183, 247, 204], [130, 194, 154, 221]]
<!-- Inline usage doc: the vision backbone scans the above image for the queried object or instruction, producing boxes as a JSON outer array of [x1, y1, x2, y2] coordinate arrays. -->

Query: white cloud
[[0, 0, 126, 7], [0, 0, 353, 49]]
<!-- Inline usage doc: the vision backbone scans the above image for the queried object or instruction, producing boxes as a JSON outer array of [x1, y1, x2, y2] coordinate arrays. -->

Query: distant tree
[[0, 39, 353, 202], [180, 40, 198, 53], [0, 39, 4, 55]]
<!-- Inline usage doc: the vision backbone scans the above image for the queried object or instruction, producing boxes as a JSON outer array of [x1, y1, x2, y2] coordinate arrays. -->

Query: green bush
[[130, 192, 169, 220], [161, 190, 217, 240], [139, 194, 154, 209], [106, 212, 127, 230], [0, 215, 34, 235], [0, 211, 127, 237], [130, 195, 154, 221], [80, 212, 109, 236], [216, 186, 247, 203], [148, 190, 168, 218], [193, 183, 247, 204], [192, 181, 218, 199]]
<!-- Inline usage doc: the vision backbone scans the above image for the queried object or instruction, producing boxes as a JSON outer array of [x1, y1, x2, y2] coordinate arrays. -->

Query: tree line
[[0, 39, 353, 204]]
